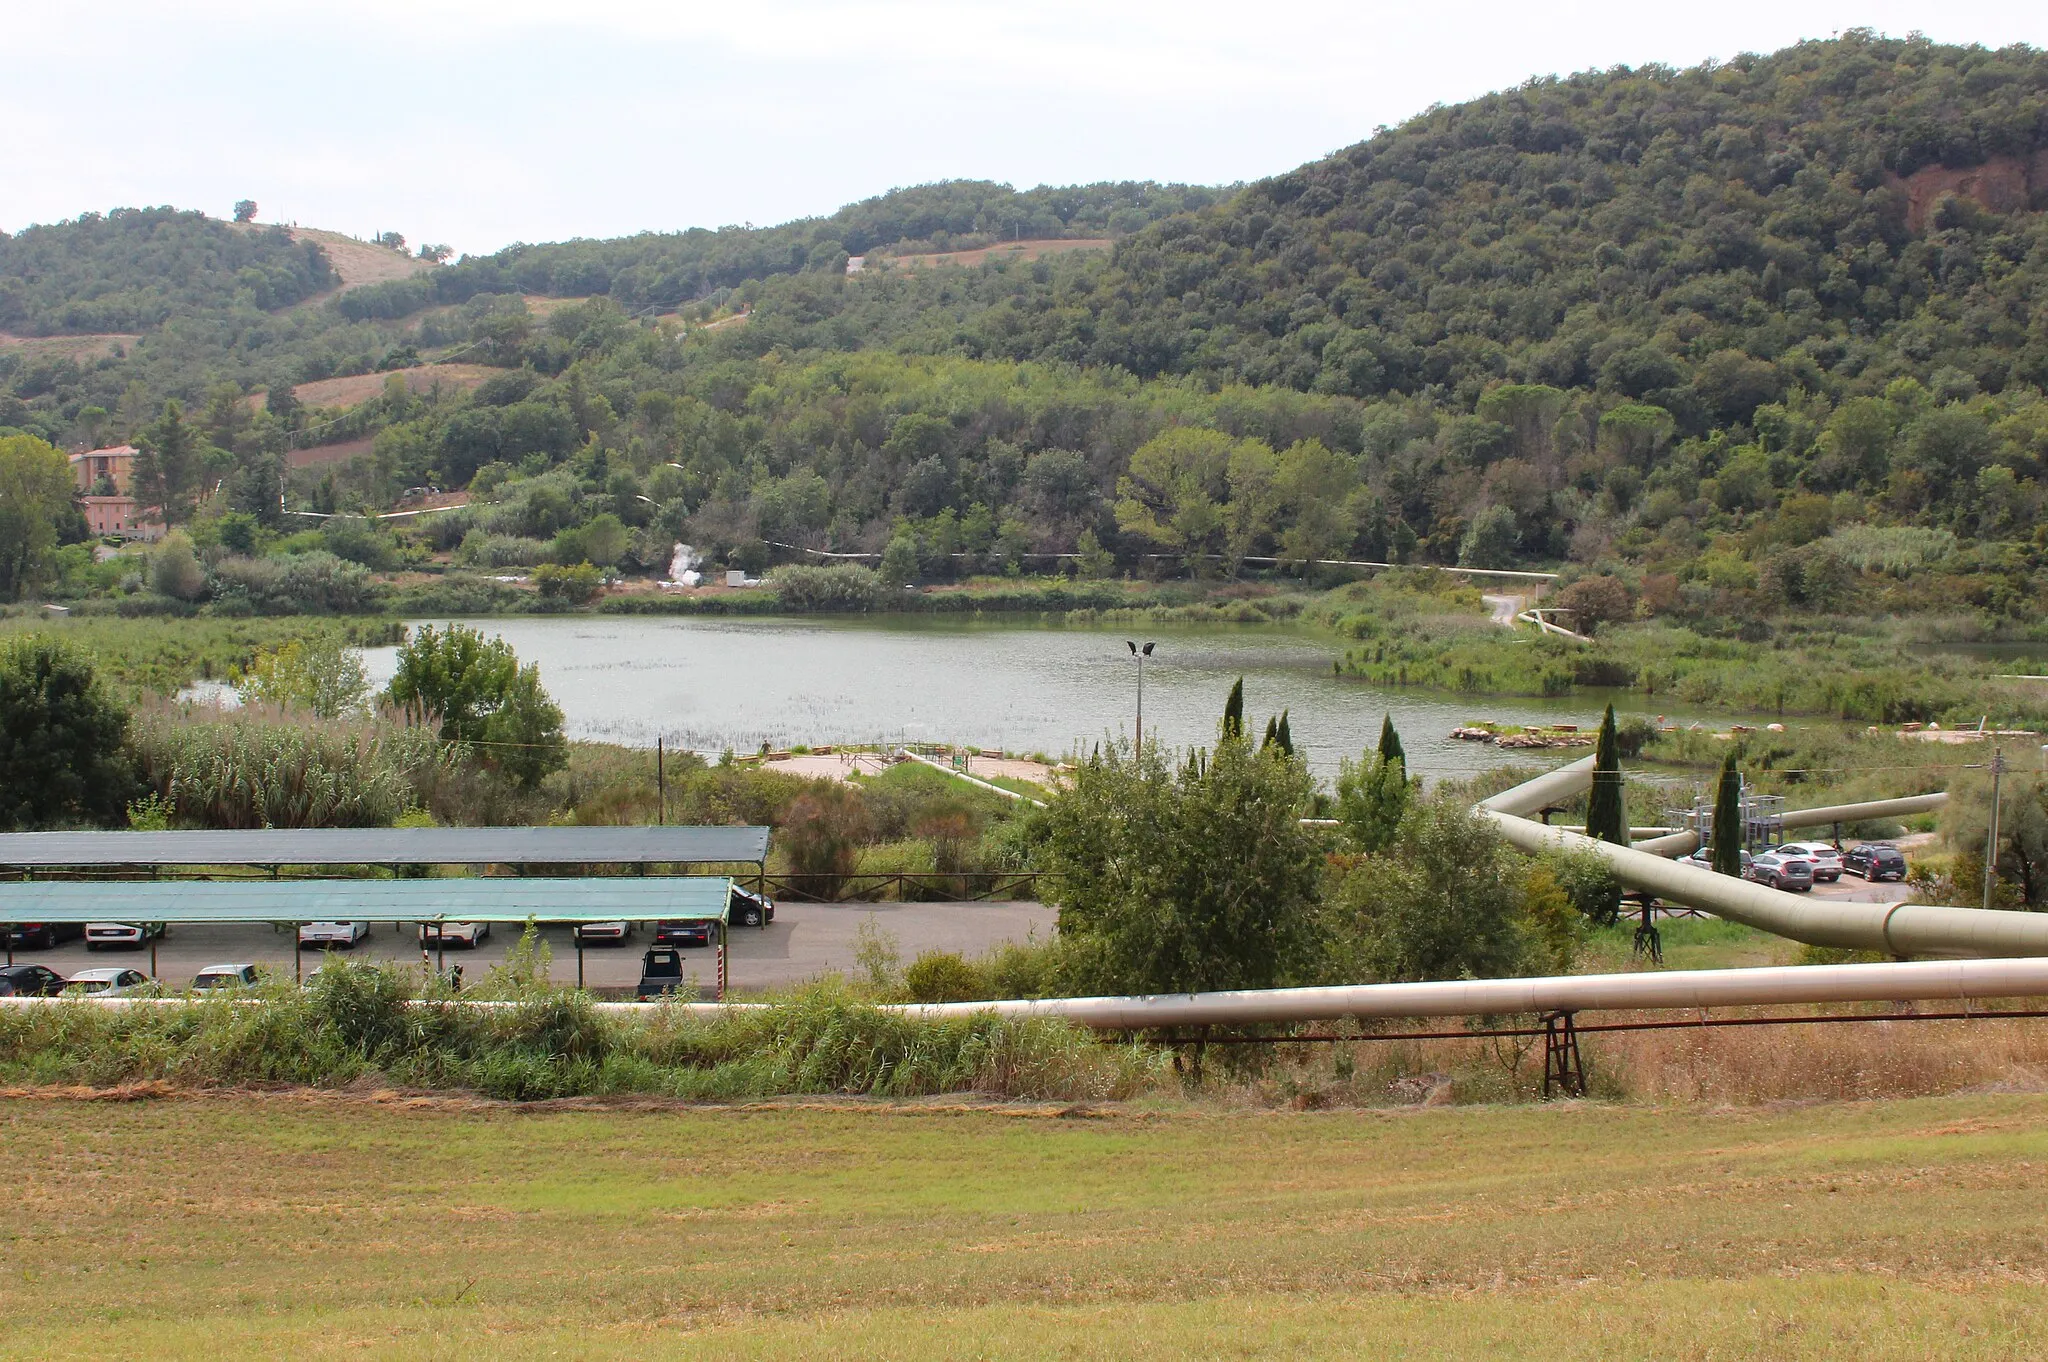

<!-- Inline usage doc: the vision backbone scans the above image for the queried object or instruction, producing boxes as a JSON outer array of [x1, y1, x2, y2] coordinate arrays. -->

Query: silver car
[[63, 967, 155, 998], [1777, 842, 1843, 882]]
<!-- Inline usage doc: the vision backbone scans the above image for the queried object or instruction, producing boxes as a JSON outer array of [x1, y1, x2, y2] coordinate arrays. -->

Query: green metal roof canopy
[[0, 876, 734, 924], [0, 827, 769, 869]]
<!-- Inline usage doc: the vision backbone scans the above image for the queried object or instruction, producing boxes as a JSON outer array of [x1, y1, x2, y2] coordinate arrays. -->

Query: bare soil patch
[[883, 238, 1113, 270]]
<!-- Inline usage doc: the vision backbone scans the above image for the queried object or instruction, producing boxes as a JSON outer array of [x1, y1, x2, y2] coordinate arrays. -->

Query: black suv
[[0, 964, 68, 997], [1843, 843, 1909, 882]]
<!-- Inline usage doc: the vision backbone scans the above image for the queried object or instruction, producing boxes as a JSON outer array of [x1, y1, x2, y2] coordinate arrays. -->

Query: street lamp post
[[1126, 640, 1154, 751]]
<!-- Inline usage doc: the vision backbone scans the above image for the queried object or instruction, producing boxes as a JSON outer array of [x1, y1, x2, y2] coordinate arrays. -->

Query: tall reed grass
[[130, 706, 457, 828], [0, 967, 1164, 1103]]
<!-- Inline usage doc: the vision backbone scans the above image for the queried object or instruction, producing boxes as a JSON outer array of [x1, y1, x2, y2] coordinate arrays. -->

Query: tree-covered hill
[[8, 31, 2048, 641], [0, 208, 335, 335], [723, 30, 2048, 426], [330, 179, 1222, 322]]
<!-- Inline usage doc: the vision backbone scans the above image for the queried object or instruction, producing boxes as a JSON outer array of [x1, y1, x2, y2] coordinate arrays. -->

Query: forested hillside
[[0, 208, 333, 335], [6, 31, 2048, 636]]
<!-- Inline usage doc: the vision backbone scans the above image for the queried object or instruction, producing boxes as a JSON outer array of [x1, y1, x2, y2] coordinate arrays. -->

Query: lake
[[361, 617, 1680, 780]]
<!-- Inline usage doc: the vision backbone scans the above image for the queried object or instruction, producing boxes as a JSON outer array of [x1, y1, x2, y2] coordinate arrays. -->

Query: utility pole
[[656, 737, 666, 826], [1984, 747, 2006, 911], [1127, 641, 1154, 752]]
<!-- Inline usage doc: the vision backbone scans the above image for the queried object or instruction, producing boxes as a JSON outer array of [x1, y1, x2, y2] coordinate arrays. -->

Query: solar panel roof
[[0, 876, 733, 924], [0, 826, 769, 869]]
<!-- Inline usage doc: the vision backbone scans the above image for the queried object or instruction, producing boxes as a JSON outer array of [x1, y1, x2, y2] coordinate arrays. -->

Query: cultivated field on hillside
[[242, 363, 501, 413], [882, 237, 1113, 269], [0, 330, 138, 362], [290, 228, 436, 292], [3, 1092, 2045, 1357]]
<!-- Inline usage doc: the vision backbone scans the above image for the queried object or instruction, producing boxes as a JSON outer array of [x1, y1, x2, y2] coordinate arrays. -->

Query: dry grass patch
[[292, 228, 435, 292], [885, 237, 1113, 269]]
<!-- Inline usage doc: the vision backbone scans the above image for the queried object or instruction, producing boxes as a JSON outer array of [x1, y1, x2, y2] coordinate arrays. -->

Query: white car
[[84, 922, 167, 950], [192, 963, 262, 991], [63, 967, 154, 998], [572, 921, 632, 945], [298, 921, 372, 949], [1777, 842, 1843, 882], [419, 921, 491, 948]]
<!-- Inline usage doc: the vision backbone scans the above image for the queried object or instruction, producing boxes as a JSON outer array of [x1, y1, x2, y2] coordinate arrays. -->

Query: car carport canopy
[[0, 826, 769, 870], [0, 876, 734, 924]]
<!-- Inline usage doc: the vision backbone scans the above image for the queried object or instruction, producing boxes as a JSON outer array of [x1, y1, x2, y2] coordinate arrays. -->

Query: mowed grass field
[[5, 1093, 2048, 1358]]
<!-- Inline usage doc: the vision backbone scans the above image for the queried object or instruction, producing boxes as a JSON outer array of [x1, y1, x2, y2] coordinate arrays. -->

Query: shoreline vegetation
[[8, 564, 2048, 731]]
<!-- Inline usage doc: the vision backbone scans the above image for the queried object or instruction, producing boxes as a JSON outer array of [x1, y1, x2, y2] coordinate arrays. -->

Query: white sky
[[4, 1, 2044, 255]]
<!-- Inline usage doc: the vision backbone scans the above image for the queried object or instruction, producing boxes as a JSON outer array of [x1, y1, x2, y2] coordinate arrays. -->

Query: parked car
[[572, 921, 633, 945], [2, 922, 84, 950], [297, 922, 371, 950], [419, 921, 491, 948], [1843, 842, 1910, 881], [1746, 851, 1815, 892], [635, 947, 689, 999], [728, 886, 775, 928], [0, 964, 68, 997], [63, 967, 154, 997], [84, 922, 167, 950], [653, 919, 717, 948], [1777, 842, 1844, 882], [192, 963, 262, 991], [1683, 848, 1752, 874]]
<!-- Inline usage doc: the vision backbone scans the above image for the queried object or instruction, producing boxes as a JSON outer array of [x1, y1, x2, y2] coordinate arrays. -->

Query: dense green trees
[[0, 207, 331, 334], [1037, 734, 1324, 995], [0, 637, 132, 829], [385, 624, 566, 787], [0, 434, 76, 601], [6, 34, 2048, 628]]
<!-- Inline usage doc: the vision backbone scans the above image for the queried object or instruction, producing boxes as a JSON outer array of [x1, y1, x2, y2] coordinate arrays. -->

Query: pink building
[[67, 445, 163, 540]]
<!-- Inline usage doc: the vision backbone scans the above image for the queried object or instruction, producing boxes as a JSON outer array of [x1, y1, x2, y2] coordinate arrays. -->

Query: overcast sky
[[5, 1, 2044, 255]]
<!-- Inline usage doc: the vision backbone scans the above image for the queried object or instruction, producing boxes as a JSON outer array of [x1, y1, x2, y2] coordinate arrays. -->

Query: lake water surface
[[363, 617, 1691, 779]]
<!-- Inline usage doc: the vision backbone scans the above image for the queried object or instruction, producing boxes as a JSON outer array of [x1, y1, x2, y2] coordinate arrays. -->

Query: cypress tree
[[1711, 752, 1744, 875], [1586, 704, 1628, 845], [1275, 710, 1293, 756], [1222, 678, 1245, 739], [1377, 713, 1405, 770], [1261, 715, 1278, 750]]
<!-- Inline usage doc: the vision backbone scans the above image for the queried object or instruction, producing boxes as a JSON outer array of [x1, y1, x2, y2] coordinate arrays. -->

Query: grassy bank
[[4, 1091, 2046, 1356], [1313, 573, 2048, 726]]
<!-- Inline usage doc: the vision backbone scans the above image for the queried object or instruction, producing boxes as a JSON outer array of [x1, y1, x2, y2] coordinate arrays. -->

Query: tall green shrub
[[1586, 703, 1628, 845], [1038, 732, 1322, 995], [0, 636, 132, 829], [1712, 753, 1745, 875]]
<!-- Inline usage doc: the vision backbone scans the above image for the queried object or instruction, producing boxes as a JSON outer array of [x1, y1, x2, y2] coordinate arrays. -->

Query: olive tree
[[1036, 733, 1323, 995]]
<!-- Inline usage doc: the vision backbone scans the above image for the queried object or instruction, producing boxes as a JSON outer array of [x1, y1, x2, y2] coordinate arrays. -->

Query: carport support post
[[577, 937, 585, 991], [149, 938, 156, 979], [294, 931, 302, 986]]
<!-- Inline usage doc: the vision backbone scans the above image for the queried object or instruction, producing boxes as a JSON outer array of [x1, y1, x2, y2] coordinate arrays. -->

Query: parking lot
[[3, 899, 1057, 996]]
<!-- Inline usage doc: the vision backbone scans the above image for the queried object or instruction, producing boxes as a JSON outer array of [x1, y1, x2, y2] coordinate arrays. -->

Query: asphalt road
[[3, 900, 1056, 996]]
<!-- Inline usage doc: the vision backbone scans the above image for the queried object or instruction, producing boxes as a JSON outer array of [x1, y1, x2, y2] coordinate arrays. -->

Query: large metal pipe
[[1485, 812, 2048, 957], [1630, 792, 1951, 859], [1478, 755, 1595, 818], [14, 957, 2048, 1028]]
